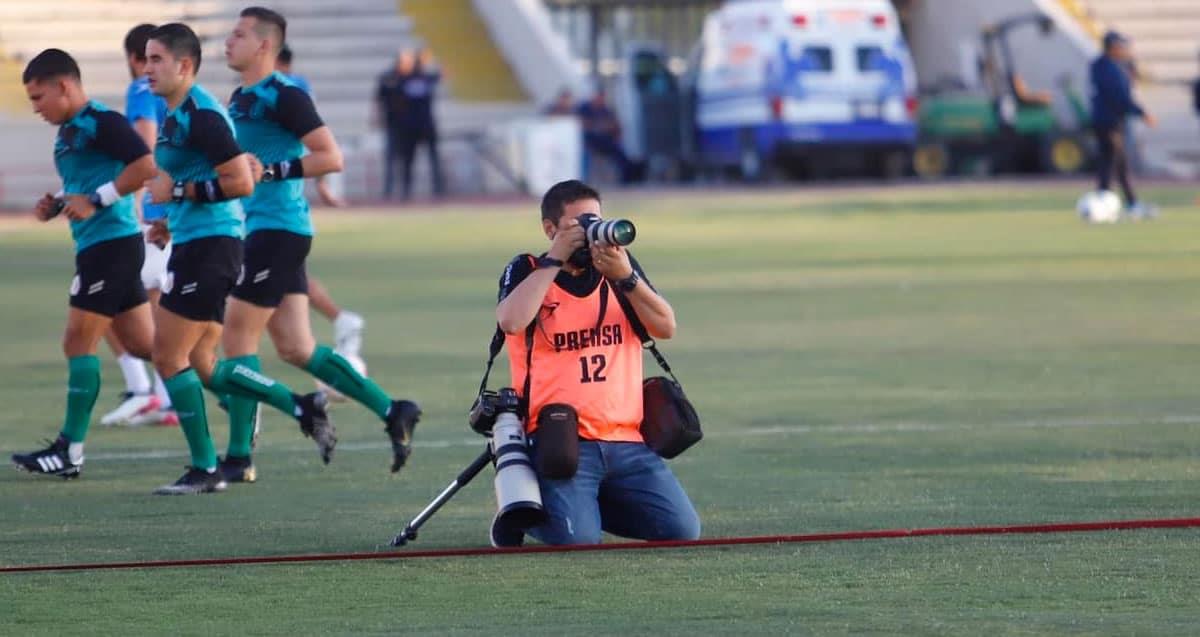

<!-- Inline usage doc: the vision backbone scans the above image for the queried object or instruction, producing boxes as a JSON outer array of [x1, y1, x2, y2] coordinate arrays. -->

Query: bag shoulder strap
[[611, 281, 681, 385]]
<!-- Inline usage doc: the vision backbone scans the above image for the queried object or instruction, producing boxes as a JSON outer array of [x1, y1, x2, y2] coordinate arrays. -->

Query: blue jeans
[[527, 440, 701, 545]]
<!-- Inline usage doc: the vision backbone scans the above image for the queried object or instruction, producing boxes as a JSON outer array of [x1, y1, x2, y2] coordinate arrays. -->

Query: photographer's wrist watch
[[536, 256, 564, 269], [615, 270, 640, 292]]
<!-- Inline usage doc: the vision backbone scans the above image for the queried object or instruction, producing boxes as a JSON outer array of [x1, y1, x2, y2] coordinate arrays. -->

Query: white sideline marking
[[77, 415, 1200, 463]]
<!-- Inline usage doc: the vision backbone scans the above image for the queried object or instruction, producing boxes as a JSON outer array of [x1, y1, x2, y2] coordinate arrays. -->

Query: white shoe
[[125, 408, 180, 427], [1125, 202, 1159, 220], [333, 311, 365, 359], [100, 393, 160, 426]]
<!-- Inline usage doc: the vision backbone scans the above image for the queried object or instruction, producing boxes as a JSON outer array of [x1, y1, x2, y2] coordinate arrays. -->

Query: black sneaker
[[153, 467, 227, 495], [219, 455, 257, 483], [12, 435, 82, 479], [385, 400, 421, 473], [295, 392, 336, 464]]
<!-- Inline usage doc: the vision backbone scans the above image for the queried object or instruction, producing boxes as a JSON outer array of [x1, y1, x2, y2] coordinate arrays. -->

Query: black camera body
[[570, 213, 637, 268], [468, 387, 522, 436]]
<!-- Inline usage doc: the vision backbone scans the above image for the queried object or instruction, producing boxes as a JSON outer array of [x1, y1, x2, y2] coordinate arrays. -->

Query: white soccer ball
[[316, 353, 367, 403], [1076, 190, 1122, 224]]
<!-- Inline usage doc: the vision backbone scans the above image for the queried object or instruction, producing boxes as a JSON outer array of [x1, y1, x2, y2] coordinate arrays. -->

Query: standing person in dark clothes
[[397, 47, 444, 200], [375, 49, 414, 200], [577, 88, 634, 184], [1192, 51, 1200, 125], [1089, 31, 1157, 218]]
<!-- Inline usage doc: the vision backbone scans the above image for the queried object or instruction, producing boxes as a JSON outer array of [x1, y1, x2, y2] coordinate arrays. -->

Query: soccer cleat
[[12, 436, 82, 479], [219, 455, 257, 484], [100, 392, 160, 426], [296, 392, 336, 464], [385, 400, 421, 473], [124, 408, 180, 427], [153, 467, 228, 495], [333, 311, 365, 359]]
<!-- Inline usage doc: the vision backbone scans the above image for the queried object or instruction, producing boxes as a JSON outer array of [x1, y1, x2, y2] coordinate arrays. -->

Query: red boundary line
[[4, 516, 1199, 574]]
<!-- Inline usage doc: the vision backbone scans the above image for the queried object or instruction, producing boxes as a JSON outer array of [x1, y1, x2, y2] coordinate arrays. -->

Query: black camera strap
[[478, 324, 534, 401], [611, 283, 681, 386], [480, 255, 538, 400]]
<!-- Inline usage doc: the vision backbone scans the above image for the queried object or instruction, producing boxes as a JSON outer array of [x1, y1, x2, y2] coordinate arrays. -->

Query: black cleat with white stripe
[[12, 435, 82, 479]]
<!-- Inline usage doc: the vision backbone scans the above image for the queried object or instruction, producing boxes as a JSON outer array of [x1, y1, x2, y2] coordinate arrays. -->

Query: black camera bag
[[612, 286, 703, 459]]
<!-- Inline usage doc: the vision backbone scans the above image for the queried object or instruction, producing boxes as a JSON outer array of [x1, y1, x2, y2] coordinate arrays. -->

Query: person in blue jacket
[[1090, 31, 1156, 218]]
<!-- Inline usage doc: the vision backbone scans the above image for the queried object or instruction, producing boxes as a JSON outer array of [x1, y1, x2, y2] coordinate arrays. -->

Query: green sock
[[224, 355, 260, 458], [306, 345, 391, 419], [165, 369, 217, 470], [60, 355, 101, 443], [209, 358, 298, 418]]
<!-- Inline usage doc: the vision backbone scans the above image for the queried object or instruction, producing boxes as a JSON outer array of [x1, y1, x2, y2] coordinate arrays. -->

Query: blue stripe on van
[[697, 121, 916, 162]]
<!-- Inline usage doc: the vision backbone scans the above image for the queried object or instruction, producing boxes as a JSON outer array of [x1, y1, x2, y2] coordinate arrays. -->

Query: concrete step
[[1139, 60, 1198, 85], [1131, 38, 1200, 61], [194, 0, 399, 19], [0, 0, 206, 21], [0, 21, 228, 58], [1097, 18, 1200, 39]]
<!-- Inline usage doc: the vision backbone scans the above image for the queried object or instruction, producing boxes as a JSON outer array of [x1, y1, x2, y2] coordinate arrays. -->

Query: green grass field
[[3, 183, 1200, 635]]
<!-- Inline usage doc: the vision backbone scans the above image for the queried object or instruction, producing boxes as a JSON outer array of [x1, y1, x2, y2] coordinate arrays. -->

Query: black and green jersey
[[229, 71, 324, 236], [53, 100, 149, 252], [156, 84, 245, 245]]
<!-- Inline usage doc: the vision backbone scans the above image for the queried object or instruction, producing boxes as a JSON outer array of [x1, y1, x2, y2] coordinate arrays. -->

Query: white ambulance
[[688, 0, 918, 178]]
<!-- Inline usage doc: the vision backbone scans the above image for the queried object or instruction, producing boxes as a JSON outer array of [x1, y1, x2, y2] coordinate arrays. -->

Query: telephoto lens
[[489, 389, 546, 545], [577, 213, 636, 248]]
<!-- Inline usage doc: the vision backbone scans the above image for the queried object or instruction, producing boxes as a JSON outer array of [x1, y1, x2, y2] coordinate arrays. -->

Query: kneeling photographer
[[493, 180, 701, 546]]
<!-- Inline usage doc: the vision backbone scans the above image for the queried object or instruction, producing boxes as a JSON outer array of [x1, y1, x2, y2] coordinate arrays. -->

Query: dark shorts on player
[[160, 236, 243, 323], [230, 229, 312, 308], [70, 233, 148, 317]]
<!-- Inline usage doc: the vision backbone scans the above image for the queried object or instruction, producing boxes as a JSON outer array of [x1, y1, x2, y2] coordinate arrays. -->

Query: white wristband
[[95, 181, 120, 207]]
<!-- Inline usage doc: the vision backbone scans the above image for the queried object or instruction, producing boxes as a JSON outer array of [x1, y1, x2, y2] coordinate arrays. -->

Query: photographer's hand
[[591, 244, 633, 280], [547, 218, 585, 262], [497, 218, 585, 334]]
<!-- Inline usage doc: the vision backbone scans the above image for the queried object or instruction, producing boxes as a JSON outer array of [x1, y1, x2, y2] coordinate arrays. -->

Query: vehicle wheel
[[1041, 133, 1087, 174], [738, 130, 769, 181], [912, 142, 950, 179]]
